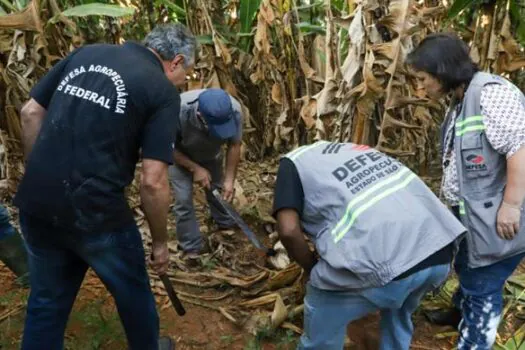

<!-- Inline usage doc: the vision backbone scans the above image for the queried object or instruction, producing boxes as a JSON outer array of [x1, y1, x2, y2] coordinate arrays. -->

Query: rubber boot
[[0, 231, 29, 286]]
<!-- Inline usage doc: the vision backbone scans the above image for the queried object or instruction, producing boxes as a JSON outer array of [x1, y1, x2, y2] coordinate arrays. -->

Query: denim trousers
[[19, 212, 159, 350], [299, 264, 450, 350], [453, 239, 525, 350], [169, 160, 234, 253], [0, 204, 16, 240]]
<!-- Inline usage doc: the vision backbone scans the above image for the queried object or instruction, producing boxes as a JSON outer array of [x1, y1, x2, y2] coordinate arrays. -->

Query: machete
[[159, 274, 186, 316], [209, 187, 276, 257], [151, 253, 186, 316]]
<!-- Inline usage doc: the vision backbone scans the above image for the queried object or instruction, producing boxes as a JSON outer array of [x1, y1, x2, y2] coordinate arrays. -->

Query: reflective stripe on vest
[[288, 141, 330, 160], [331, 168, 417, 243], [459, 200, 466, 216], [455, 115, 485, 136]]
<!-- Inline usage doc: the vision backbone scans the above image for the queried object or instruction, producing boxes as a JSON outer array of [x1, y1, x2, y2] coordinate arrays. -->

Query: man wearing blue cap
[[171, 88, 243, 259]]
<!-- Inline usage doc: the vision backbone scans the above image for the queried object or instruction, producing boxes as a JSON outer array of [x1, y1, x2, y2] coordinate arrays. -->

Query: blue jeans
[[299, 264, 450, 350], [453, 239, 525, 349], [19, 213, 159, 350], [169, 160, 234, 252], [0, 204, 16, 240]]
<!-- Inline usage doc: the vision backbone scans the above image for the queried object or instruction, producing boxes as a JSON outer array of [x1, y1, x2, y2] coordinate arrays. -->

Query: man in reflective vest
[[272, 141, 466, 349]]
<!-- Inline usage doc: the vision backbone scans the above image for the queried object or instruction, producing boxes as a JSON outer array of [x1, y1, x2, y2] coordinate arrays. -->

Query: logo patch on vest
[[323, 143, 344, 154], [465, 153, 487, 171]]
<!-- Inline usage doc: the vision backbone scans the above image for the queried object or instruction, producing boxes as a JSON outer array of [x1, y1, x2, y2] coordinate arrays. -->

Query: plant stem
[[145, 0, 155, 30], [183, 0, 191, 30], [0, 0, 17, 12]]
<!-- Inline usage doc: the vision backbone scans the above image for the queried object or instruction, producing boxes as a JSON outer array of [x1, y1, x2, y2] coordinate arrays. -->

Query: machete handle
[[159, 274, 186, 316]]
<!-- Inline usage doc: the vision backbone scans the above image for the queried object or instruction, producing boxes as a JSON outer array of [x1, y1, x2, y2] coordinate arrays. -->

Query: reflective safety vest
[[285, 142, 466, 290], [445, 72, 525, 268]]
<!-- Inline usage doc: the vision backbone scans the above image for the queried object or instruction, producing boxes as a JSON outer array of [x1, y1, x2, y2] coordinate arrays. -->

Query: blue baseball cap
[[198, 89, 237, 140]]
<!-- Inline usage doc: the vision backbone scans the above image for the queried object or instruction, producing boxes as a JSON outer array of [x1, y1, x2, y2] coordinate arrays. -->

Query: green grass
[[0, 287, 28, 349], [167, 228, 177, 239], [0, 288, 27, 307], [220, 334, 234, 345], [64, 299, 124, 350], [0, 312, 25, 349], [244, 337, 262, 350], [276, 330, 297, 349], [243, 326, 298, 350], [201, 256, 219, 271], [0, 287, 126, 350]]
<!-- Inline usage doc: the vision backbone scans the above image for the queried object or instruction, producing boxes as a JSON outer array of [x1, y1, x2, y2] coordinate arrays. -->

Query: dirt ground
[[1, 163, 520, 349], [0, 255, 460, 350]]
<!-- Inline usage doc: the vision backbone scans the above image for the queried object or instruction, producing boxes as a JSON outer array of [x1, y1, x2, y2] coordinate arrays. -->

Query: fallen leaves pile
[[127, 159, 309, 337], [2, 155, 525, 347], [132, 158, 525, 345]]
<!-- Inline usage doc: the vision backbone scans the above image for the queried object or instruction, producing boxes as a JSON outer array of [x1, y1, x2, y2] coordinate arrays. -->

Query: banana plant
[[446, 0, 525, 46], [0, 0, 22, 13], [60, 3, 135, 18], [238, 0, 262, 52]]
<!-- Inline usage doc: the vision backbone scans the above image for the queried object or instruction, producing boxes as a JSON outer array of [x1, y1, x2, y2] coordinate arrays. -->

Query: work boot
[[178, 240, 212, 268], [0, 232, 29, 286], [159, 336, 176, 350], [423, 308, 462, 328], [183, 246, 211, 268]]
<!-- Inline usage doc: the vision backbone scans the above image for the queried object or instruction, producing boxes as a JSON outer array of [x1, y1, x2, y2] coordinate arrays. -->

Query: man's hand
[[193, 166, 212, 189], [222, 179, 235, 202], [497, 202, 522, 240], [224, 142, 240, 200], [276, 209, 317, 276], [150, 241, 170, 275]]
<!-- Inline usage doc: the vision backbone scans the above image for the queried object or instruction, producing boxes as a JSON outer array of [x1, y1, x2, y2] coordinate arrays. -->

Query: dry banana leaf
[[0, 0, 42, 32], [270, 294, 288, 329]]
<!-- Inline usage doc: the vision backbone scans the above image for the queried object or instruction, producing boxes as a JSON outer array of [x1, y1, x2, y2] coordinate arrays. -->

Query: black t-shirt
[[272, 158, 453, 281], [14, 42, 180, 232]]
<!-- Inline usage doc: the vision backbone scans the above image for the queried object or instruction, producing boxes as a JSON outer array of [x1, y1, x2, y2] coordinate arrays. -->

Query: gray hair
[[143, 23, 197, 68]]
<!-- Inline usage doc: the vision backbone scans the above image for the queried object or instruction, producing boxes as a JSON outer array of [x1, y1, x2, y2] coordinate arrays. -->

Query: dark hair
[[406, 33, 479, 93]]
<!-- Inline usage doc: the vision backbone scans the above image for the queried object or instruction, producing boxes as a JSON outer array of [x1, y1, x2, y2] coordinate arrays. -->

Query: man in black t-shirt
[[15, 24, 196, 350]]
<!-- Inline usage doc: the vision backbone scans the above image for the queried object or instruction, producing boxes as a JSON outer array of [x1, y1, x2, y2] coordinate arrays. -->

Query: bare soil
[[0, 260, 460, 350]]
